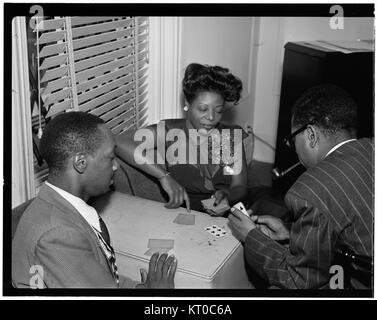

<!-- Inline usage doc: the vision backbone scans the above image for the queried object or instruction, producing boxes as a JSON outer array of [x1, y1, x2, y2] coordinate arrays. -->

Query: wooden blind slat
[[101, 98, 134, 121], [138, 83, 148, 95], [72, 28, 134, 50], [45, 99, 73, 118], [107, 110, 135, 132], [137, 17, 148, 25], [137, 59, 148, 71], [137, 34, 148, 44], [76, 65, 133, 94], [78, 74, 133, 104], [138, 99, 148, 111], [101, 100, 134, 122], [70, 16, 116, 27], [38, 30, 67, 44], [39, 42, 67, 58], [90, 93, 135, 117], [37, 18, 66, 31], [137, 42, 148, 53], [138, 66, 148, 79], [74, 37, 133, 61], [137, 74, 148, 88], [75, 55, 134, 83], [138, 106, 148, 122], [137, 51, 148, 62], [40, 65, 69, 83], [72, 18, 133, 38], [74, 46, 133, 73], [137, 25, 148, 35], [41, 76, 71, 96], [111, 117, 136, 135], [79, 83, 134, 112], [43, 87, 71, 106], [39, 54, 68, 70], [137, 91, 148, 104]]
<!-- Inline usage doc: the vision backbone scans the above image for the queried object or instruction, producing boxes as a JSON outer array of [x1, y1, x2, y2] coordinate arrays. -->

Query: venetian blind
[[32, 16, 149, 189]]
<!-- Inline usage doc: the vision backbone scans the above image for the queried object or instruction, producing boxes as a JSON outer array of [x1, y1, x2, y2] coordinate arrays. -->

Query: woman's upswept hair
[[182, 63, 243, 104]]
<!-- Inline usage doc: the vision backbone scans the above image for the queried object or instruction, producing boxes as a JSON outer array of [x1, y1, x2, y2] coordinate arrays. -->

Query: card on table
[[145, 239, 174, 256], [173, 213, 196, 225], [144, 248, 171, 256], [147, 239, 174, 249], [204, 225, 228, 238]]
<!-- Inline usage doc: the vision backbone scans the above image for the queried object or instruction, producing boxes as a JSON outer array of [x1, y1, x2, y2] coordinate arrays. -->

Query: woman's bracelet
[[158, 171, 170, 180]]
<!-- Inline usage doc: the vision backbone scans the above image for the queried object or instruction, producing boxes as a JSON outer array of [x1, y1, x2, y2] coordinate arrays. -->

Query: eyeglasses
[[283, 120, 315, 149]]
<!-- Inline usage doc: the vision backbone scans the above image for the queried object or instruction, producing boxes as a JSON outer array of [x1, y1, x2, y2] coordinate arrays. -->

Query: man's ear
[[73, 153, 87, 174], [306, 125, 319, 148]]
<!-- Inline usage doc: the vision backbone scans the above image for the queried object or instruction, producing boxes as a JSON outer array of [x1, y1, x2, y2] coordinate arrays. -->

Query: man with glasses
[[229, 84, 373, 289]]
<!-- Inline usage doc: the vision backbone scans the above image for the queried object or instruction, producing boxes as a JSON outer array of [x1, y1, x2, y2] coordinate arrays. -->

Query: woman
[[116, 63, 249, 215]]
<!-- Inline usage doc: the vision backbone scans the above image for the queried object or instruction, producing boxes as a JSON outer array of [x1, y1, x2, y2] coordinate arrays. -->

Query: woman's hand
[[159, 175, 191, 212], [213, 189, 229, 206], [204, 190, 230, 217]]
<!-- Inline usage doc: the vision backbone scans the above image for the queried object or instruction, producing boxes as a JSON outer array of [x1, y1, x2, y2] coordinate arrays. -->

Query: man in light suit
[[12, 112, 177, 288], [229, 84, 373, 289]]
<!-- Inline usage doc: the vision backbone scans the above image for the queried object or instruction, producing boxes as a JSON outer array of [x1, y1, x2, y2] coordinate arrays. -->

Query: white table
[[93, 191, 253, 289]]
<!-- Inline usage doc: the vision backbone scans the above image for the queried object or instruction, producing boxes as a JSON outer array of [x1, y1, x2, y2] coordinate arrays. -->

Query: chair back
[[334, 246, 372, 289]]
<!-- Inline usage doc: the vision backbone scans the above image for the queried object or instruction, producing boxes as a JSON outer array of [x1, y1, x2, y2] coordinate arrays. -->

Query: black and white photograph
[[3, 2, 375, 302]]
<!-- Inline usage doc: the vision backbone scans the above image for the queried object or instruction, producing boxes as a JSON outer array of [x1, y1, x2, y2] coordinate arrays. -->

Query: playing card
[[201, 197, 230, 214], [147, 239, 174, 249], [173, 213, 196, 225], [201, 197, 216, 210], [232, 202, 249, 217], [204, 225, 228, 238], [144, 248, 171, 256]]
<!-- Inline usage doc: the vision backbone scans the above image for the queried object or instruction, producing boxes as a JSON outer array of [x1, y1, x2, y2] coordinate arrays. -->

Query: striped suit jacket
[[12, 184, 134, 288], [244, 138, 374, 289]]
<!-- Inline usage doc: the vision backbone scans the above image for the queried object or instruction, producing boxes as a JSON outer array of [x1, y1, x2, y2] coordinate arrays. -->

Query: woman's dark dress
[[147, 118, 248, 212]]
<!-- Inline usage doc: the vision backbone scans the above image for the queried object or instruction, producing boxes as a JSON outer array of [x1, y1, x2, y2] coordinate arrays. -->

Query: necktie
[[98, 215, 119, 286], [99, 216, 111, 246]]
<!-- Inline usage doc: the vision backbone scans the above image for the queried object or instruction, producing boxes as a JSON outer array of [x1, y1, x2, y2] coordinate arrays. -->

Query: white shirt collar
[[45, 181, 101, 232], [325, 139, 357, 158]]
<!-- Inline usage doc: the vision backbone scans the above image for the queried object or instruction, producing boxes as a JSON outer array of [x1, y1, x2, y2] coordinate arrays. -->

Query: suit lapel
[[38, 184, 114, 274]]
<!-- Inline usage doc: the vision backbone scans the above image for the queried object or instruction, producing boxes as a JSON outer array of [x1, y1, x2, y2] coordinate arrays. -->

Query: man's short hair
[[292, 84, 358, 136], [40, 111, 105, 175]]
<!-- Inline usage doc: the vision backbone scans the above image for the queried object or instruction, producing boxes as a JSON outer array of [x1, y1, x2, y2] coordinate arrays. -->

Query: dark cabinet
[[273, 41, 374, 193]]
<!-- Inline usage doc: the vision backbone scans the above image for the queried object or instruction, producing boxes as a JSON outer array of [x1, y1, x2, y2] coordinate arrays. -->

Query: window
[[27, 16, 149, 189]]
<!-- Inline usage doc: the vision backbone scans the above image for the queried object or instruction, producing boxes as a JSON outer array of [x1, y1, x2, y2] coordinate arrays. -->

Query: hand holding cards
[[231, 202, 250, 217], [201, 197, 230, 216]]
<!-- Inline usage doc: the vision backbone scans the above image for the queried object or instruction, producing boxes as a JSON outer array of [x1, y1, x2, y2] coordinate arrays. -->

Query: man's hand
[[159, 175, 190, 212], [136, 253, 177, 289], [228, 208, 257, 242], [253, 215, 290, 241]]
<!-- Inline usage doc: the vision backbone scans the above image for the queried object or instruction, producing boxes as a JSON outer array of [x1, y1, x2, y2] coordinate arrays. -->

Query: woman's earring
[[183, 105, 189, 112]]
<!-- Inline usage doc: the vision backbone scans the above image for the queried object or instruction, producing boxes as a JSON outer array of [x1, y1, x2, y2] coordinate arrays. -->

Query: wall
[[179, 17, 256, 130], [12, 17, 36, 209], [252, 17, 374, 163]]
